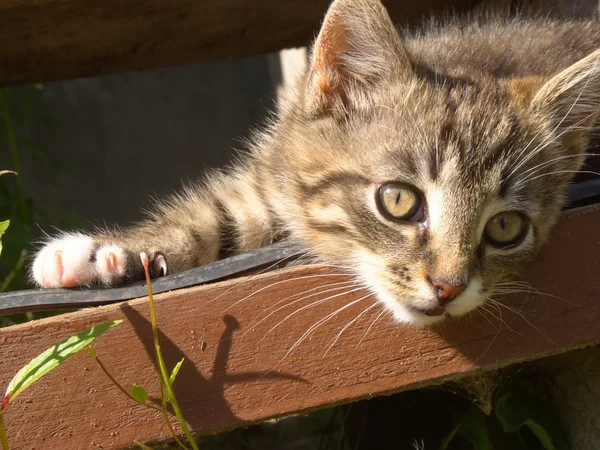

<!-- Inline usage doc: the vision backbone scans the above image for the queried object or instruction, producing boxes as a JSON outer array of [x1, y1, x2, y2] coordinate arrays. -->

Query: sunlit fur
[[32, 0, 600, 327]]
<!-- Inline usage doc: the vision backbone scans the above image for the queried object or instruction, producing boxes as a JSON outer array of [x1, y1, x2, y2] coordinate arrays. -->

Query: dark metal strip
[[0, 241, 303, 316], [566, 178, 600, 204]]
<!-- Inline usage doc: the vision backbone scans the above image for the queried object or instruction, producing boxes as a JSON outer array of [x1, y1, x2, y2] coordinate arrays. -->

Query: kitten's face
[[286, 82, 570, 326], [277, 0, 595, 327]]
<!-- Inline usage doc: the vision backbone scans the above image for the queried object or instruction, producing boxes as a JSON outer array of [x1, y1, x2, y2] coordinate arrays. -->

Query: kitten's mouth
[[414, 305, 446, 317]]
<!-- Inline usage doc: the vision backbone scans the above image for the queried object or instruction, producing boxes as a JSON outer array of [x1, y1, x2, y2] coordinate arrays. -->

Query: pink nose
[[432, 280, 466, 305]]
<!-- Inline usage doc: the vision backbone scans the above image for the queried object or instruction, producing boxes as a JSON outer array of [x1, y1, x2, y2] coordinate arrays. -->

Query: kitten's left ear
[[530, 49, 600, 165], [304, 0, 412, 116]]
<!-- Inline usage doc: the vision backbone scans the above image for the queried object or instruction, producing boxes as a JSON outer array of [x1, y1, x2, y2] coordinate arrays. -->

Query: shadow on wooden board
[[120, 305, 306, 430]]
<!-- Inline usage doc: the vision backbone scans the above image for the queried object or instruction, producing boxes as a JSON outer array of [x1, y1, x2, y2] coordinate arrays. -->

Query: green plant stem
[[142, 255, 199, 450], [0, 249, 27, 292], [91, 350, 188, 450], [134, 440, 154, 450], [92, 352, 161, 413], [142, 257, 181, 447], [0, 90, 27, 226], [439, 424, 460, 450], [156, 345, 198, 450], [0, 411, 9, 450]]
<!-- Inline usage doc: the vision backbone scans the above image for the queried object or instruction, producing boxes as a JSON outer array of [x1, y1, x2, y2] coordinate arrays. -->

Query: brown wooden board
[[0, 204, 599, 449], [0, 0, 475, 86]]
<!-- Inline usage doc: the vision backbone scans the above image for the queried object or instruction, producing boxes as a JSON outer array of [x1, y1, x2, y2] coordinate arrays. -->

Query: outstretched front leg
[[31, 168, 277, 288]]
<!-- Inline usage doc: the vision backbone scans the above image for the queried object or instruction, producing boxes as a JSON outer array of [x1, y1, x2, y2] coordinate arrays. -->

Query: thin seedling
[[89, 252, 199, 450]]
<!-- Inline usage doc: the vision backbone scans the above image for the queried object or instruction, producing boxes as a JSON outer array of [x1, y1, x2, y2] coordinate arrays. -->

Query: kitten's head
[[277, 0, 599, 326]]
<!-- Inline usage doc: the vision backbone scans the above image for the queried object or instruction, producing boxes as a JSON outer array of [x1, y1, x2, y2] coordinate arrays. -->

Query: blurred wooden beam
[[0, 0, 475, 86], [0, 205, 598, 449]]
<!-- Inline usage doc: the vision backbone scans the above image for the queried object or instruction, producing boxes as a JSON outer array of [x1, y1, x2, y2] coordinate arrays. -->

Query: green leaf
[[495, 391, 570, 450], [0, 220, 8, 236], [0, 220, 8, 258], [169, 358, 185, 386], [440, 424, 460, 450], [446, 405, 493, 450], [131, 384, 148, 405], [3, 320, 122, 408]]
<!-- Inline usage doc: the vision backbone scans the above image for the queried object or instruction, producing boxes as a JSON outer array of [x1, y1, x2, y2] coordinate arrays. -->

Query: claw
[[154, 254, 167, 277]]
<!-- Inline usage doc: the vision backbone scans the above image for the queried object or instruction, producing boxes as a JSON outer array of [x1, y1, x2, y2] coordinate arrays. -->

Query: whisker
[[241, 280, 356, 337], [520, 153, 600, 176], [480, 303, 501, 324], [474, 303, 503, 363], [281, 292, 374, 361], [492, 286, 574, 305], [474, 307, 499, 330], [219, 272, 352, 312], [506, 128, 546, 178], [496, 281, 534, 286], [510, 106, 598, 184], [323, 300, 380, 356], [488, 298, 555, 345], [199, 248, 311, 306], [519, 169, 599, 186], [261, 286, 368, 343], [493, 280, 575, 305], [487, 300, 528, 339], [354, 307, 388, 352]]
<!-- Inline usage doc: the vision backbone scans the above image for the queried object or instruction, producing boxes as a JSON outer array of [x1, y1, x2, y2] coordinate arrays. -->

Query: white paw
[[31, 234, 127, 288]]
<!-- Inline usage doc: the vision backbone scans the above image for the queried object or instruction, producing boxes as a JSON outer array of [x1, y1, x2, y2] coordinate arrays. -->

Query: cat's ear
[[304, 0, 412, 116], [530, 49, 600, 163]]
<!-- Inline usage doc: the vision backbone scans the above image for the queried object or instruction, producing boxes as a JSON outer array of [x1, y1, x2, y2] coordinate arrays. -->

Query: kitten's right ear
[[530, 49, 600, 165], [303, 0, 412, 117]]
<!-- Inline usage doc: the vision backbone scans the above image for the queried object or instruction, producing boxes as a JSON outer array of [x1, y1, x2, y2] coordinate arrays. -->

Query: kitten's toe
[[31, 246, 64, 288], [95, 244, 127, 286], [32, 234, 96, 288]]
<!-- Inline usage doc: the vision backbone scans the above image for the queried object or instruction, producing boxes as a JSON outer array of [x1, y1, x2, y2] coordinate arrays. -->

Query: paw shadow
[[119, 304, 305, 432]]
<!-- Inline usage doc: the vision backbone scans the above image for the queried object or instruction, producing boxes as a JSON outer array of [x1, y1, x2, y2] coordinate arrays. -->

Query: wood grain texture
[[0, 0, 475, 86], [0, 204, 599, 449]]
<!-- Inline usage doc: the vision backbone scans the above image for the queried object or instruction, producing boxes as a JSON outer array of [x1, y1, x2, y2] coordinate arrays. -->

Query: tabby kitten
[[31, 0, 600, 327]]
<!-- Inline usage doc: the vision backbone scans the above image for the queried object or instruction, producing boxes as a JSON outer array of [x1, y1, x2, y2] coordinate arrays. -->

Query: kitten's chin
[[365, 281, 447, 327], [401, 306, 448, 327]]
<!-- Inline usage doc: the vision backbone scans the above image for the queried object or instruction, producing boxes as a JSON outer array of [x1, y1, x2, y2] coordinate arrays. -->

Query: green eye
[[484, 211, 528, 248], [377, 183, 423, 222]]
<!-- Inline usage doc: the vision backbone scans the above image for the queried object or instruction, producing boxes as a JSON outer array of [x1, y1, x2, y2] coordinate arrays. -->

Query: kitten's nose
[[432, 280, 466, 305]]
